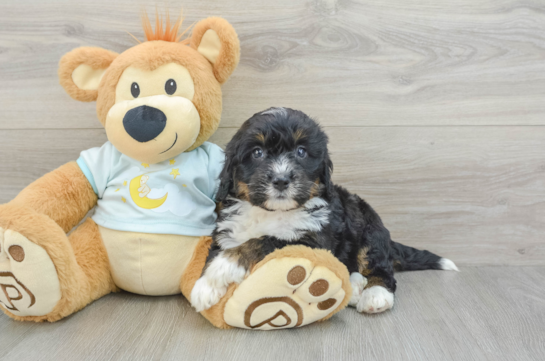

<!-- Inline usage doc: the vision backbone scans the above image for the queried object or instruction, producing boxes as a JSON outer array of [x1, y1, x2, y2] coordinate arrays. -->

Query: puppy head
[[218, 107, 333, 211]]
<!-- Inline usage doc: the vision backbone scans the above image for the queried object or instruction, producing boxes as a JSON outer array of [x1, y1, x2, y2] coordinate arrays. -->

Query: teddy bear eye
[[131, 82, 140, 98], [165, 79, 177, 95]]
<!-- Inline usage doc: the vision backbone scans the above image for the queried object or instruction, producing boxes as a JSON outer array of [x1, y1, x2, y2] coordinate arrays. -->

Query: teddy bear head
[[58, 13, 240, 164]]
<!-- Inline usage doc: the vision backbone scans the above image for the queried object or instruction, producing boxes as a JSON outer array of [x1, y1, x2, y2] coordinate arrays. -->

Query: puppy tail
[[390, 241, 459, 272]]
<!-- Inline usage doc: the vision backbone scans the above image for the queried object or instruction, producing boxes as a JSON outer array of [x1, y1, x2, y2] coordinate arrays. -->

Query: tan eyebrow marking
[[255, 133, 265, 143], [294, 128, 306, 141]]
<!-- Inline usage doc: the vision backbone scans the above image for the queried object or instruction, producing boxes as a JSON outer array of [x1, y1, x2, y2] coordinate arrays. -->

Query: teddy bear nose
[[123, 105, 167, 142]]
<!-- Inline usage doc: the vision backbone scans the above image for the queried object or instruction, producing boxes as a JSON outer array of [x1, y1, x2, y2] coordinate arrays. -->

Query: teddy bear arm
[[9, 161, 97, 233]]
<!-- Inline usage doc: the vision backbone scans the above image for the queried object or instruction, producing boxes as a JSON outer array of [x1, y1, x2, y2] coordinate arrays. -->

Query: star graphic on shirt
[[121, 196, 126, 203], [170, 168, 180, 179], [169, 159, 176, 165], [141, 163, 150, 168]]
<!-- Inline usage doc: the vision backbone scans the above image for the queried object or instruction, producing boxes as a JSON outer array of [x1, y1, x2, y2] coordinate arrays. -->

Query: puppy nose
[[272, 176, 290, 191], [123, 105, 167, 142]]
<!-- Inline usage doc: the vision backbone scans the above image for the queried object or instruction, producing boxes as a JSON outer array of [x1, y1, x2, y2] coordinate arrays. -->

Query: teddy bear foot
[[183, 242, 352, 330], [224, 256, 347, 330], [0, 228, 61, 317]]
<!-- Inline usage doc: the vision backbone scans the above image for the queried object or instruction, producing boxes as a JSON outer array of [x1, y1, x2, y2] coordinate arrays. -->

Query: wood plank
[[1, 266, 544, 361], [1, 0, 545, 129], [0, 126, 543, 266], [327, 126, 545, 266]]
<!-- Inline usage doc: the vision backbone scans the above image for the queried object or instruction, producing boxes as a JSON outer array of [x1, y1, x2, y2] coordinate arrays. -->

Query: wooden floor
[[0, 267, 544, 361], [1, 0, 545, 360]]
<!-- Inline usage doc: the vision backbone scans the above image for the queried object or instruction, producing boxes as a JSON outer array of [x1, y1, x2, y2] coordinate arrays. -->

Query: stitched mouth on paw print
[[225, 258, 346, 330], [0, 271, 36, 311], [244, 297, 303, 328]]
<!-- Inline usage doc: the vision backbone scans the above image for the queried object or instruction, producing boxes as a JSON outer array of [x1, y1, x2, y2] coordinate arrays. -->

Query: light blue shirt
[[77, 141, 224, 236]]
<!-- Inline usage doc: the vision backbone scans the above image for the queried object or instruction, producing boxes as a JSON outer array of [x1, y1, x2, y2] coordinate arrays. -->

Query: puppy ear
[[215, 154, 235, 203], [216, 125, 249, 202], [321, 154, 334, 200], [190, 17, 240, 84], [58, 47, 118, 102]]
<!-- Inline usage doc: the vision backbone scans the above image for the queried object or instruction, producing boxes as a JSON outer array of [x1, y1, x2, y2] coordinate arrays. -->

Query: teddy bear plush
[[0, 12, 351, 330]]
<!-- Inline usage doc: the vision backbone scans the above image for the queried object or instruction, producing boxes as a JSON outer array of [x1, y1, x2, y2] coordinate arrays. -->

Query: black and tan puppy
[[191, 107, 458, 313]]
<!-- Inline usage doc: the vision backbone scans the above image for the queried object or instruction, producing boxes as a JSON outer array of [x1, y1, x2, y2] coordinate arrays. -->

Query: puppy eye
[[131, 82, 140, 98], [165, 79, 177, 95], [252, 148, 264, 159], [296, 146, 307, 158]]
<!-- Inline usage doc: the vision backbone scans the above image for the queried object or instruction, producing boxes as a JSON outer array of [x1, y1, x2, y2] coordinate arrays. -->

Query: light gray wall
[[1, 0, 544, 265]]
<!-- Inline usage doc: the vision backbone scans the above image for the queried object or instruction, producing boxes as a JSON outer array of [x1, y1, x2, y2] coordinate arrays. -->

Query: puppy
[[191, 107, 458, 313]]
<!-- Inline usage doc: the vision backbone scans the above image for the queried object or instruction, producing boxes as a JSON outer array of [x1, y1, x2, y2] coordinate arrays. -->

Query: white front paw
[[357, 286, 394, 314], [190, 277, 227, 312], [348, 272, 367, 307]]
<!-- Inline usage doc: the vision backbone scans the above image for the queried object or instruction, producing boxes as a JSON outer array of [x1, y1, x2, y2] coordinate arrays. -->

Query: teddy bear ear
[[190, 17, 240, 84], [58, 47, 118, 102]]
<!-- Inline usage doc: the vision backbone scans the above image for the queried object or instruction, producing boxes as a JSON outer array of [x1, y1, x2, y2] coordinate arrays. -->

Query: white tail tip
[[439, 258, 459, 272]]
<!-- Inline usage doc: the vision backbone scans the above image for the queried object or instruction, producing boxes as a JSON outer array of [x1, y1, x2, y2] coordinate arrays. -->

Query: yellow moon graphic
[[129, 174, 168, 209]]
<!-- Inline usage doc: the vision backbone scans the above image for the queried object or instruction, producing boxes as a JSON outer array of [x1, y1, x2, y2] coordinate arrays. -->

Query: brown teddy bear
[[0, 12, 351, 330]]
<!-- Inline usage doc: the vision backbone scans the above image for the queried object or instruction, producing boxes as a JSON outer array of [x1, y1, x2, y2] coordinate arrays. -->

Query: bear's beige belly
[[99, 226, 201, 296]]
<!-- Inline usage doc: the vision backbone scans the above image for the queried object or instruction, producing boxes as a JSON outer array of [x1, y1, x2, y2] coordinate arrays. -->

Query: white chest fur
[[215, 197, 330, 249]]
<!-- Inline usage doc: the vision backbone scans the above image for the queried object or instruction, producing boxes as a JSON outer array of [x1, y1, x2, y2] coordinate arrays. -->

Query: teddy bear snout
[[123, 105, 167, 143]]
